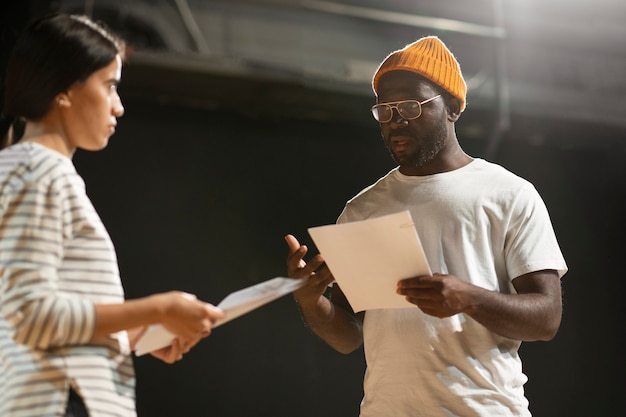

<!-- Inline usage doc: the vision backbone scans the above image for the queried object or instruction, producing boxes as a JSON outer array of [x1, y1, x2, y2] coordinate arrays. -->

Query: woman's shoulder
[[0, 142, 80, 193], [2, 141, 74, 173]]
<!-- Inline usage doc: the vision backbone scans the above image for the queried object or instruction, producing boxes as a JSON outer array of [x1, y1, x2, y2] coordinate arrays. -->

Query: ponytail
[[0, 113, 25, 150], [0, 113, 16, 150]]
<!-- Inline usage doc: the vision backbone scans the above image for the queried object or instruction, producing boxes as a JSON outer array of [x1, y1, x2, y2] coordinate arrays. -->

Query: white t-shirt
[[337, 159, 567, 417]]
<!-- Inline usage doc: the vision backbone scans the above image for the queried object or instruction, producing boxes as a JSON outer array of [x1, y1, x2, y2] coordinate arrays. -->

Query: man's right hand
[[285, 234, 335, 306]]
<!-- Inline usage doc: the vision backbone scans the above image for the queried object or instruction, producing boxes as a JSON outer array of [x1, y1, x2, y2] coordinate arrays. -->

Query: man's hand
[[285, 234, 334, 307], [397, 273, 473, 318]]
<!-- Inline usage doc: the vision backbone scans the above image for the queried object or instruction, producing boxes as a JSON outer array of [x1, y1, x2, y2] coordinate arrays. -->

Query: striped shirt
[[0, 142, 136, 416]]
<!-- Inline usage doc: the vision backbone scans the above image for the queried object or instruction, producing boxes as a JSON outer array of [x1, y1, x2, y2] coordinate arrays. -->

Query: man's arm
[[397, 269, 562, 341], [470, 270, 562, 341]]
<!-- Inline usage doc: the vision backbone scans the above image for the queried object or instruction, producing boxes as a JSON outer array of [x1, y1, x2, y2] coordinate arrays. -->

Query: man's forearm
[[296, 295, 363, 354]]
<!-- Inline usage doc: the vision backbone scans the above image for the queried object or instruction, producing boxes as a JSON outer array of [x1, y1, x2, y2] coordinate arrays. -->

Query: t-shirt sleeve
[[504, 183, 568, 280]]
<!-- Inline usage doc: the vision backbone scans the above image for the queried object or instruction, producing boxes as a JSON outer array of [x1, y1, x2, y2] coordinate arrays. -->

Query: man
[[285, 36, 567, 417]]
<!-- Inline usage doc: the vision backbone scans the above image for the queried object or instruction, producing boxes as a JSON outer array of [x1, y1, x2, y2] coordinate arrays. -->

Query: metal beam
[[300, 0, 506, 38]]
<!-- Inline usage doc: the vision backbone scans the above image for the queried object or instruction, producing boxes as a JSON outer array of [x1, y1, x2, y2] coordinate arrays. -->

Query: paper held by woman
[[134, 277, 306, 356]]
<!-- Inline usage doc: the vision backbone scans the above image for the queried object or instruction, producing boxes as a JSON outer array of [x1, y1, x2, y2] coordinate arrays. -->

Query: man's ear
[[446, 96, 462, 122]]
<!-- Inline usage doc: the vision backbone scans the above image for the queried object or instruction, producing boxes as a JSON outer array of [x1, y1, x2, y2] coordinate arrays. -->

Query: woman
[[0, 13, 224, 417]]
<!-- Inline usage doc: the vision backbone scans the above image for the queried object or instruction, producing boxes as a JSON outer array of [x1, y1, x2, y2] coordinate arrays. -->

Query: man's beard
[[387, 119, 448, 168]]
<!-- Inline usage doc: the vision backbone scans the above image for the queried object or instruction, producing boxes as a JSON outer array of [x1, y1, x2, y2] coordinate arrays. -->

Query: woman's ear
[[55, 92, 71, 108], [446, 96, 462, 122]]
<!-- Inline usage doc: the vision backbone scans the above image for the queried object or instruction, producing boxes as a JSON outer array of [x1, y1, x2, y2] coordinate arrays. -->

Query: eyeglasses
[[370, 94, 442, 123]]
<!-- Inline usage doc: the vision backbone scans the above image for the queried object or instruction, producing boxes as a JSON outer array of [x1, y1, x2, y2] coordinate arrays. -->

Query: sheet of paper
[[307, 210, 431, 313], [133, 277, 305, 356], [213, 276, 305, 327]]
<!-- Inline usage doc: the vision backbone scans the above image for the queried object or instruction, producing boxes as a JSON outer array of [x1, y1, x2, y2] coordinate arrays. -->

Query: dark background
[[2, 1, 625, 416]]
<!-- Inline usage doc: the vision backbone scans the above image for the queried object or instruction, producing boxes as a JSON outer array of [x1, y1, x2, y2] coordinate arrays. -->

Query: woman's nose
[[113, 93, 124, 117]]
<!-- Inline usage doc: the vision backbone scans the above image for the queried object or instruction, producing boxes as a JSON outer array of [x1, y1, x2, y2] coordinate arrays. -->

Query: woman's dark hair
[[0, 13, 125, 148]]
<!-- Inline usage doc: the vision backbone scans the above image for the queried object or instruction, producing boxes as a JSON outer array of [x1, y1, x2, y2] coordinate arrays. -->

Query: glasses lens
[[372, 104, 392, 122], [397, 101, 421, 119]]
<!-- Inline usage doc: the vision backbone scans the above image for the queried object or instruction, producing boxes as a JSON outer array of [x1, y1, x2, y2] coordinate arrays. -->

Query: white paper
[[307, 210, 431, 313], [212, 276, 305, 327], [133, 277, 305, 356]]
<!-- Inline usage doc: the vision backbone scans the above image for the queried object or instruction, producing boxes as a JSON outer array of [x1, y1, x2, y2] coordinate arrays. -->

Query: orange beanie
[[372, 36, 467, 112]]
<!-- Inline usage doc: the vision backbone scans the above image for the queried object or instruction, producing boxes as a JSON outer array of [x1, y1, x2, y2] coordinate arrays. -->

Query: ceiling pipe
[[484, 0, 511, 159], [173, 0, 211, 54], [300, 0, 506, 38]]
